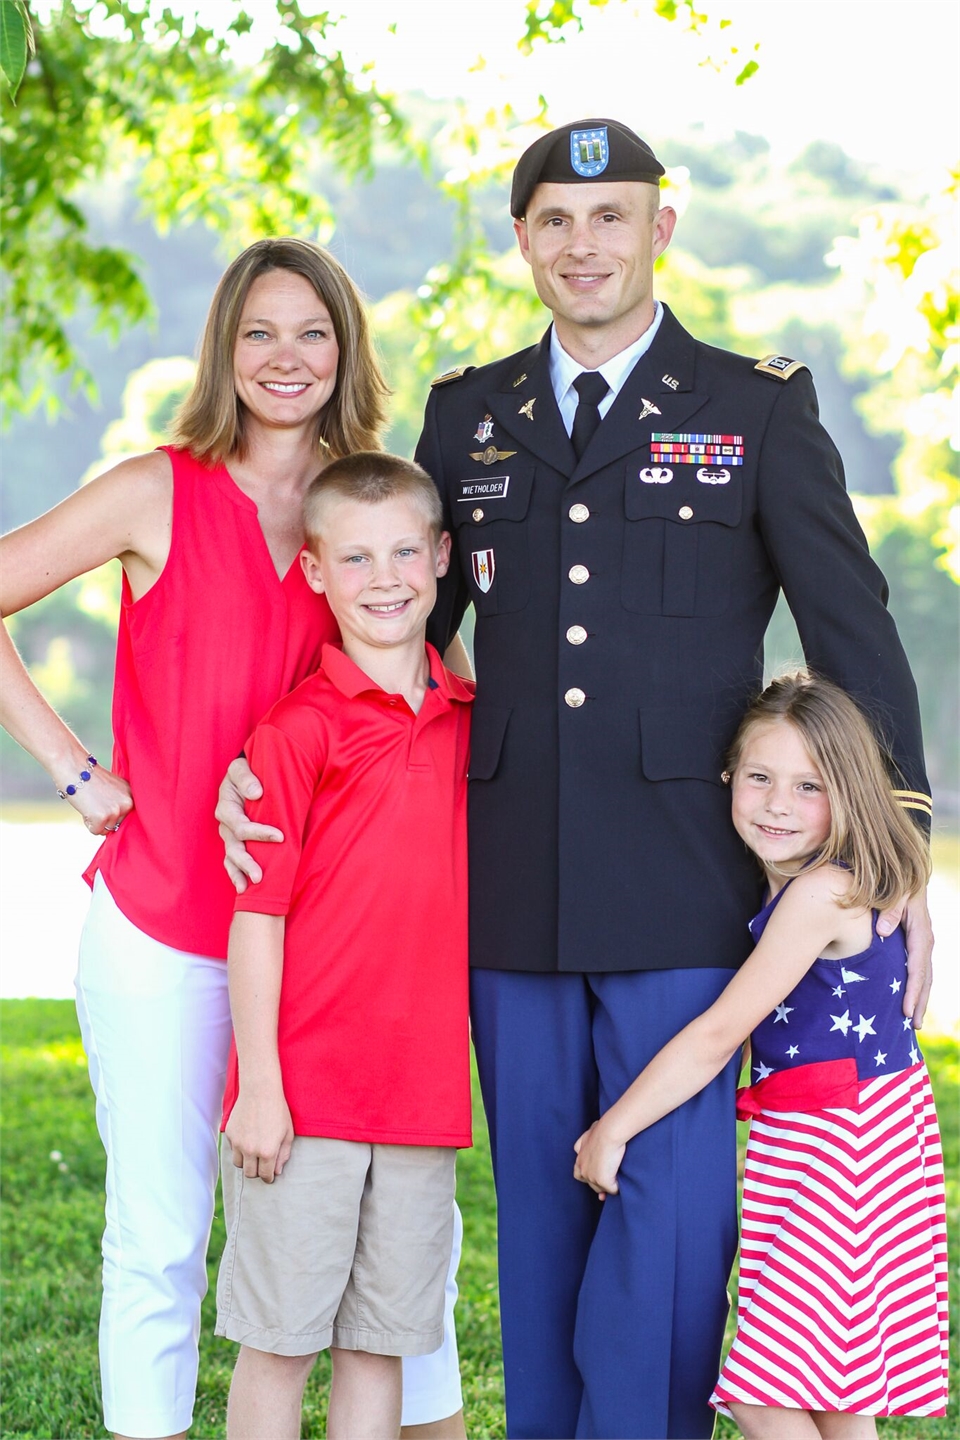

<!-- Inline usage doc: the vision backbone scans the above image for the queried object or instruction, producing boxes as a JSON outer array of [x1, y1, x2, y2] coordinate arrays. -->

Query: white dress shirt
[[549, 302, 665, 437]]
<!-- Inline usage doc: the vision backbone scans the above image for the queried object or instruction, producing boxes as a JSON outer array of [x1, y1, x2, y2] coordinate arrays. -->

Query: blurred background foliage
[[1, 1, 957, 808]]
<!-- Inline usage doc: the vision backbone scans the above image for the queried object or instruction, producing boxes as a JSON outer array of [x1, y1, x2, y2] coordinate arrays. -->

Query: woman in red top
[[0, 240, 462, 1440]]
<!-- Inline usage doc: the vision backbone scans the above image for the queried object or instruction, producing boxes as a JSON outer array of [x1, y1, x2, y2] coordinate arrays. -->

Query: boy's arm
[[225, 911, 294, 1184]]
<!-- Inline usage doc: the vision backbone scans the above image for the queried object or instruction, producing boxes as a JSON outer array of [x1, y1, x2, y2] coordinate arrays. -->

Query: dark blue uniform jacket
[[418, 305, 929, 975]]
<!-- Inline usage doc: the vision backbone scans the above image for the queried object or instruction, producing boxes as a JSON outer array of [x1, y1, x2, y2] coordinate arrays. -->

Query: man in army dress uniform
[[415, 119, 933, 1440], [220, 119, 934, 1440]]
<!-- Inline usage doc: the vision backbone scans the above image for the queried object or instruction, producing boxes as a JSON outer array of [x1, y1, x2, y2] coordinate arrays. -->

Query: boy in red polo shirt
[[215, 453, 473, 1438]]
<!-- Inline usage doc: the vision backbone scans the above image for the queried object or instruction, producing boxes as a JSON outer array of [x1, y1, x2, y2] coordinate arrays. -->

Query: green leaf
[[0, 0, 30, 98], [735, 58, 759, 85]]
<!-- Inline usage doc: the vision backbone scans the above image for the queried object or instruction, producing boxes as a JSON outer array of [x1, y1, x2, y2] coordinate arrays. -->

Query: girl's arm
[[223, 911, 294, 1184], [0, 452, 172, 833], [574, 868, 864, 1196]]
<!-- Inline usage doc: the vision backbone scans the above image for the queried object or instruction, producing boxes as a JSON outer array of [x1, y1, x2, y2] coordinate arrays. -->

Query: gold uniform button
[[472, 508, 484, 521], [568, 564, 590, 585], [568, 503, 590, 523], [678, 505, 694, 520], [566, 625, 588, 645], [564, 687, 586, 708]]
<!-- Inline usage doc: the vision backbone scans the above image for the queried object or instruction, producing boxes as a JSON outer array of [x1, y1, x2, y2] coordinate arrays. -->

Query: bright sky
[[329, 0, 958, 188]]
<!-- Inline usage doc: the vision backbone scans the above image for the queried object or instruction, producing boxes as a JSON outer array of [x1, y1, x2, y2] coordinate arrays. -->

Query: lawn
[[1, 999, 956, 1439]]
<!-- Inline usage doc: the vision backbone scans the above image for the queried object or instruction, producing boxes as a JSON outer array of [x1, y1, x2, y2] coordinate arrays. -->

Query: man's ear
[[514, 218, 532, 265], [301, 547, 325, 594], [436, 531, 452, 578], [652, 205, 677, 261]]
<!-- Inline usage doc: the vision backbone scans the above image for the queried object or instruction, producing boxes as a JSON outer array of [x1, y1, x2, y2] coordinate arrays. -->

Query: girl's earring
[[720, 771, 731, 785]]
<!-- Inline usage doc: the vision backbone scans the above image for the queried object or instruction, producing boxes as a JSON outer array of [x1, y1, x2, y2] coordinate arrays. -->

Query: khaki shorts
[[216, 1135, 456, 1357]]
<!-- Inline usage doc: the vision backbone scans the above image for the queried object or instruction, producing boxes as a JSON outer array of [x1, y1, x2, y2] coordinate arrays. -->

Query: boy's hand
[[573, 1120, 625, 1199], [225, 1086, 294, 1184], [216, 756, 284, 893]]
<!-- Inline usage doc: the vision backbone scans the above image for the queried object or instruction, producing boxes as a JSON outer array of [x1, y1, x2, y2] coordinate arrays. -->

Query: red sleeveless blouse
[[84, 446, 338, 957]]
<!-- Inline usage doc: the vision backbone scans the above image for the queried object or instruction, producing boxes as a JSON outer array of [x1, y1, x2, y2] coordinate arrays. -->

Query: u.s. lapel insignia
[[473, 415, 494, 445], [512, 373, 528, 388], [518, 397, 536, 421], [661, 374, 680, 391], [638, 398, 662, 422], [469, 446, 518, 466], [471, 548, 496, 593]]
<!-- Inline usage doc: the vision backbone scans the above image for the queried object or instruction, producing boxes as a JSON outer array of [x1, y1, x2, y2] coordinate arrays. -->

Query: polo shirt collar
[[320, 642, 474, 705]]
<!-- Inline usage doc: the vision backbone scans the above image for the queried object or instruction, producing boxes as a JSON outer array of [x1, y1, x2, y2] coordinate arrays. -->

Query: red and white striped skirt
[[711, 1063, 948, 1418]]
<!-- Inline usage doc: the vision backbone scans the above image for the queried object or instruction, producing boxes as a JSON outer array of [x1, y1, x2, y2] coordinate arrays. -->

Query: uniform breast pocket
[[620, 464, 742, 616], [452, 467, 535, 616]]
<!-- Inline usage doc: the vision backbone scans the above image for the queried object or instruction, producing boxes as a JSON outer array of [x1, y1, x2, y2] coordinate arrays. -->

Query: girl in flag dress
[[574, 671, 947, 1436]]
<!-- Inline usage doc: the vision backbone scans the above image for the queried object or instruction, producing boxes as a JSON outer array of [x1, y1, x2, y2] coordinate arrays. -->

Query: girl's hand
[[573, 1120, 626, 1199], [225, 1085, 294, 1184], [60, 764, 134, 837]]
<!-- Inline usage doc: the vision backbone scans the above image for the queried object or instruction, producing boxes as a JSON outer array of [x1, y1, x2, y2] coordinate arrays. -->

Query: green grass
[[1, 1000, 956, 1438]]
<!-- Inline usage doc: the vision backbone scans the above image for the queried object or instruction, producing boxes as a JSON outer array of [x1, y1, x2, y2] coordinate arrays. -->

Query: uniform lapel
[[482, 332, 575, 474], [569, 307, 710, 485]]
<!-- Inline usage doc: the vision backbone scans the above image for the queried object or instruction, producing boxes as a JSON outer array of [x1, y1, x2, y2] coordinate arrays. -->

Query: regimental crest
[[473, 415, 495, 445], [471, 549, 496, 593], [570, 127, 609, 178]]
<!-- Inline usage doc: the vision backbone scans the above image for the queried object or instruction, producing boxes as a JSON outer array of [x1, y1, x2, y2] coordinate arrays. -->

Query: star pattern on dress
[[909, 1044, 920, 1064], [902, 1016, 913, 1030], [853, 1013, 877, 1043], [754, 1061, 774, 1080], [873, 1050, 887, 1067], [832, 984, 845, 998], [786, 1045, 800, 1058], [774, 1002, 794, 1024], [890, 977, 902, 994], [829, 1009, 852, 1036]]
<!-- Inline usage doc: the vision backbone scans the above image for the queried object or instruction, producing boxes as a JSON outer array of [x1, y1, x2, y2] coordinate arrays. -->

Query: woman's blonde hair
[[172, 237, 390, 464], [725, 671, 930, 910]]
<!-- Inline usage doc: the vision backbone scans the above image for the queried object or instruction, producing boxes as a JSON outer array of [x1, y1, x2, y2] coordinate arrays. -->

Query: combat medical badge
[[471, 549, 495, 593]]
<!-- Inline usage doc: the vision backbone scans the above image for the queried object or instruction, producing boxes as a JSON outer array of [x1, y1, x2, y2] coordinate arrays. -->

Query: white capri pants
[[76, 875, 463, 1437]]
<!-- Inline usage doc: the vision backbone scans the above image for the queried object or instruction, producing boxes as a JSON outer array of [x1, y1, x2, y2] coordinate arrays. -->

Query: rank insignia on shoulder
[[431, 365, 475, 387], [754, 354, 809, 381]]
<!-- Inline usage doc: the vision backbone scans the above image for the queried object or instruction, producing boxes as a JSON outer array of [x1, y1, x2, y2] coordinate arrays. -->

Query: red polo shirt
[[222, 644, 474, 1148]]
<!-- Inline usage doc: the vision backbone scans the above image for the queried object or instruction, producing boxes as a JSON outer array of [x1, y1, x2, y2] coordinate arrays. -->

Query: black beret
[[510, 118, 664, 218]]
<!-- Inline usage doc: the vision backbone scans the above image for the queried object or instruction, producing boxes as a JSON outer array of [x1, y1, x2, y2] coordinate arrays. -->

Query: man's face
[[514, 181, 676, 356]]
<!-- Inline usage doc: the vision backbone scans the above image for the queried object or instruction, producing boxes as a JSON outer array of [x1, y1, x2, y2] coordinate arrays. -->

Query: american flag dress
[[710, 887, 948, 1419]]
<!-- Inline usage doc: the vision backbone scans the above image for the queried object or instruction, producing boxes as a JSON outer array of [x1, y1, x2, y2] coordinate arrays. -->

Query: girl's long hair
[[725, 671, 930, 910], [172, 237, 390, 464]]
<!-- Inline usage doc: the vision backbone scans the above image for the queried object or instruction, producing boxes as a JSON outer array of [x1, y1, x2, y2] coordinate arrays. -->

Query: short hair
[[725, 671, 930, 911], [303, 452, 443, 547], [172, 238, 390, 465]]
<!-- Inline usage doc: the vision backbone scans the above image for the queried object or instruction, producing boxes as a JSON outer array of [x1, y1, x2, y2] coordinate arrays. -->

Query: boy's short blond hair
[[304, 451, 443, 547]]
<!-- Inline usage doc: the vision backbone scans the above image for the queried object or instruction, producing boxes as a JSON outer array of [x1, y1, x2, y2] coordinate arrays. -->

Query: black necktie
[[571, 371, 610, 459]]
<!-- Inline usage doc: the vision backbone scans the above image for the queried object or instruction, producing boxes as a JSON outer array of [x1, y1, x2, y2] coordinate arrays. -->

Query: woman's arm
[[223, 911, 294, 1184], [0, 452, 173, 832], [574, 869, 865, 1196]]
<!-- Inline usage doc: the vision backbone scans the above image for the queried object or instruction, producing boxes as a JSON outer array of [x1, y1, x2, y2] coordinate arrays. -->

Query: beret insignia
[[754, 355, 809, 381], [430, 366, 475, 388]]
